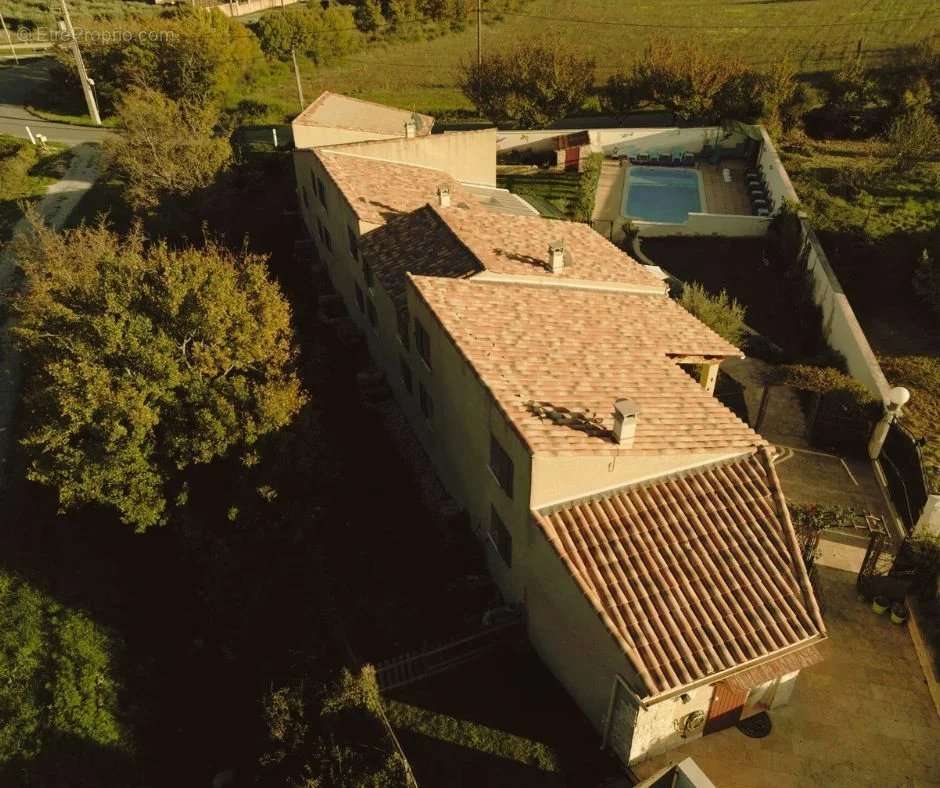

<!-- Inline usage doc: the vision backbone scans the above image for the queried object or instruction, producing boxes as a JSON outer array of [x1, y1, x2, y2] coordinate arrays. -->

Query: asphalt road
[[0, 58, 114, 145]]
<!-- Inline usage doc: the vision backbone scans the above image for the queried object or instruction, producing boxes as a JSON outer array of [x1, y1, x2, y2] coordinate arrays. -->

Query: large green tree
[[104, 87, 231, 213], [13, 218, 306, 531], [459, 41, 595, 127], [52, 7, 262, 112]]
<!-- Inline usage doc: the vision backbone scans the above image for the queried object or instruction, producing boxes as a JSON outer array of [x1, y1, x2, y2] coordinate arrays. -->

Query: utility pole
[[0, 13, 17, 65], [291, 48, 305, 112], [59, 0, 101, 126], [476, 0, 482, 67]]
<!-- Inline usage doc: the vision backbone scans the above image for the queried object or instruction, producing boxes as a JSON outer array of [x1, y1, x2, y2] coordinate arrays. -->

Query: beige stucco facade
[[323, 129, 498, 187], [292, 124, 400, 152], [292, 127, 813, 769]]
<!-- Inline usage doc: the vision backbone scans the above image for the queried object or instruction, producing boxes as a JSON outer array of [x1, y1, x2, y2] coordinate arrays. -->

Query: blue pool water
[[624, 167, 701, 224]]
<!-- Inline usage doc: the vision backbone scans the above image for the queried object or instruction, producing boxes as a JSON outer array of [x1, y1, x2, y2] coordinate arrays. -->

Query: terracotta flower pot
[[872, 596, 890, 615]]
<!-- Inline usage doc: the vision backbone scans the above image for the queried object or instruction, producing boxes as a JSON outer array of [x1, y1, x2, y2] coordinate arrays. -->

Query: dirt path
[[0, 141, 100, 488]]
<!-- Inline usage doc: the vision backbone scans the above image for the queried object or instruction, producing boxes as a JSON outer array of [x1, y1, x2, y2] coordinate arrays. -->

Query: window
[[348, 226, 359, 260], [367, 298, 377, 329], [489, 435, 514, 498], [419, 382, 434, 421], [363, 258, 374, 289], [400, 357, 413, 394], [490, 506, 512, 568], [323, 227, 333, 252], [355, 284, 365, 313], [414, 319, 431, 369], [397, 310, 410, 349]]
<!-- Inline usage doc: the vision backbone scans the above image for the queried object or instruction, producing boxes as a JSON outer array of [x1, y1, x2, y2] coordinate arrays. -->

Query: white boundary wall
[[497, 127, 746, 157], [633, 213, 771, 238]]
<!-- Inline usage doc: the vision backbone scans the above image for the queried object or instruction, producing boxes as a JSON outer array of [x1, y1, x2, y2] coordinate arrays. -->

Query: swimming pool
[[623, 167, 702, 224]]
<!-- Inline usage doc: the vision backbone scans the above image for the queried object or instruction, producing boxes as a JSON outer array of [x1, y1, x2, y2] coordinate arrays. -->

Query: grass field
[[5, 0, 155, 28], [0, 134, 70, 241], [239, 0, 940, 121]]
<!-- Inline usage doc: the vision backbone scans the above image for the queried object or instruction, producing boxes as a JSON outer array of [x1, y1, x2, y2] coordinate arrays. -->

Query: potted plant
[[890, 602, 908, 625], [872, 595, 890, 615]]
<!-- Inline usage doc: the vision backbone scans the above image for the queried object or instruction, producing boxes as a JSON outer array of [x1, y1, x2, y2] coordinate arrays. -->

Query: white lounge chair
[[722, 168, 732, 183]]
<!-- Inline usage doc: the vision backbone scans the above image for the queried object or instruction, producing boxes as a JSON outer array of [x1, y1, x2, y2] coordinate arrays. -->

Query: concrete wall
[[325, 128, 498, 186], [632, 213, 771, 240], [526, 524, 640, 733], [800, 221, 891, 400], [497, 127, 746, 158], [629, 684, 714, 763], [756, 126, 799, 213], [214, 0, 297, 17], [292, 125, 397, 152], [530, 451, 746, 509], [915, 494, 940, 538]]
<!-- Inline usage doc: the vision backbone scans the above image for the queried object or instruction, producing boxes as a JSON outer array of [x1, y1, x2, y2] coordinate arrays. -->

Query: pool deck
[[591, 159, 754, 237]]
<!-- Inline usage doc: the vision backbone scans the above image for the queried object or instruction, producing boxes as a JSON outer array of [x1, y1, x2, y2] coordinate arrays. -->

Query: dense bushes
[[0, 571, 131, 785], [254, 3, 360, 62], [678, 282, 747, 346], [50, 7, 263, 113], [601, 39, 816, 132], [459, 41, 595, 127], [573, 154, 603, 222], [259, 666, 410, 787], [879, 355, 940, 493]]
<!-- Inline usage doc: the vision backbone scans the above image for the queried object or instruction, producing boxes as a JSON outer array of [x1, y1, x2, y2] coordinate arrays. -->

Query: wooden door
[[564, 147, 580, 171], [703, 681, 748, 734]]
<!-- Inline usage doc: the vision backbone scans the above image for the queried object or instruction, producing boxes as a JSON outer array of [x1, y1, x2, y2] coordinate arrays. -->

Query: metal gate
[[880, 421, 929, 531], [604, 676, 639, 766]]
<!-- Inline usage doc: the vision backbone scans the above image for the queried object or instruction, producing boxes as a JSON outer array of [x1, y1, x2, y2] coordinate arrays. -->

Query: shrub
[[912, 246, 940, 319], [884, 107, 940, 172], [879, 355, 940, 493], [0, 571, 131, 784], [678, 282, 747, 346], [458, 41, 595, 127], [770, 364, 878, 415], [573, 154, 603, 222]]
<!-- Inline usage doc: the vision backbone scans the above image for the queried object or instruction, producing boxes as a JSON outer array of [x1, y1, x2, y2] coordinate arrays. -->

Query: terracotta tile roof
[[361, 207, 481, 311], [317, 151, 475, 226], [410, 276, 757, 456], [434, 204, 664, 289], [534, 449, 826, 697], [294, 91, 434, 137]]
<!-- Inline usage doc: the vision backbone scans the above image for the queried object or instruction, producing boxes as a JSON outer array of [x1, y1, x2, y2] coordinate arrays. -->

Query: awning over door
[[725, 645, 824, 691]]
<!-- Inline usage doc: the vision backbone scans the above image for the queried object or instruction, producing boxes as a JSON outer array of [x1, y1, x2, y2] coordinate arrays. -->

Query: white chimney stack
[[404, 118, 417, 139], [548, 241, 565, 273], [437, 184, 451, 208], [612, 399, 639, 446]]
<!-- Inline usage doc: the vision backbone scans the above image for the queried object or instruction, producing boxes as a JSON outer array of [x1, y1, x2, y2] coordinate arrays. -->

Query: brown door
[[703, 681, 748, 734], [565, 147, 580, 171]]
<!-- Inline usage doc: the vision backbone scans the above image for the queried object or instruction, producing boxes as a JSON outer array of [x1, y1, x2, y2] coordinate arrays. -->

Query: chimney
[[548, 241, 565, 273], [404, 118, 417, 139], [437, 184, 451, 208], [612, 399, 639, 446]]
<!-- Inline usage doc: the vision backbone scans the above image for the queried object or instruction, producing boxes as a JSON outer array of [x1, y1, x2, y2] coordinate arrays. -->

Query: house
[[291, 92, 827, 767]]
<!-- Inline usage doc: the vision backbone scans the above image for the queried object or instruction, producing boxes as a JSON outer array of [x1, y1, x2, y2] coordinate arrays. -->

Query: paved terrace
[[632, 567, 940, 788]]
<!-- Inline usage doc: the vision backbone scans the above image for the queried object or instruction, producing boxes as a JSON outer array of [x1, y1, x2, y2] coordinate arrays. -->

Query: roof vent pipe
[[612, 399, 639, 447], [548, 241, 565, 273], [437, 184, 451, 208], [404, 118, 417, 139]]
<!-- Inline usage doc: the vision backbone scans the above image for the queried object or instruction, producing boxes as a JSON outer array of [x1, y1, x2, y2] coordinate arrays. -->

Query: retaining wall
[[633, 213, 770, 239], [214, 0, 297, 17]]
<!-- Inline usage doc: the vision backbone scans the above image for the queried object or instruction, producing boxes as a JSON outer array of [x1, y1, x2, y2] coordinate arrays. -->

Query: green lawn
[[238, 0, 937, 121], [497, 155, 602, 222], [5, 0, 156, 27]]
